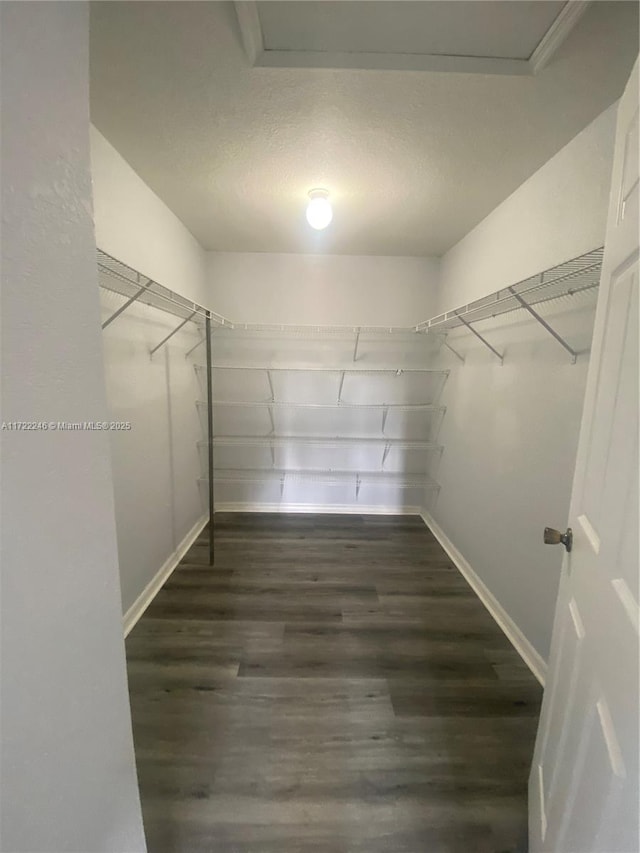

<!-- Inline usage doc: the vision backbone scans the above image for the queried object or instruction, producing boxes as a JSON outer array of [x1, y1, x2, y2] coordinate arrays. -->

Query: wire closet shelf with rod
[[96, 246, 605, 565], [97, 249, 231, 566]]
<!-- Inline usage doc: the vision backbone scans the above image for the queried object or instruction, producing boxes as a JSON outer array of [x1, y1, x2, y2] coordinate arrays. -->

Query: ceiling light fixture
[[306, 188, 333, 230]]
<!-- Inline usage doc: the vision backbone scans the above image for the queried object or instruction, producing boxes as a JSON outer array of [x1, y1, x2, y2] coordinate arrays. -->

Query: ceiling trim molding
[[256, 49, 531, 76], [529, 1, 591, 74], [235, 0, 263, 67], [235, 0, 591, 77]]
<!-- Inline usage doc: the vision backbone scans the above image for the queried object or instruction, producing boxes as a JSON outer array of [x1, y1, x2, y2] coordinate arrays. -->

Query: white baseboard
[[123, 514, 208, 637], [420, 510, 547, 686], [214, 502, 422, 515]]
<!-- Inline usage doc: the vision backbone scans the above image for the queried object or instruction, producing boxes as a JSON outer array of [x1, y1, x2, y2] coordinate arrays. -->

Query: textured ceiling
[[89, 1, 639, 257]]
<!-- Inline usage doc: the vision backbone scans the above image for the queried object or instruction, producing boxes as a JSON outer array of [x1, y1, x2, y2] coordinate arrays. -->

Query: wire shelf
[[195, 364, 448, 375], [98, 249, 600, 341], [197, 400, 445, 412], [97, 249, 233, 328], [200, 470, 439, 488], [199, 436, 441, 450], [228, 323, 426, 336], [417, 247, 603, 332]]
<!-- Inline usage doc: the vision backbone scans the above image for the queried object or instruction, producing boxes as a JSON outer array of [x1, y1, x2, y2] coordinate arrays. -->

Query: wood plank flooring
[[126, 514, 542, 853]]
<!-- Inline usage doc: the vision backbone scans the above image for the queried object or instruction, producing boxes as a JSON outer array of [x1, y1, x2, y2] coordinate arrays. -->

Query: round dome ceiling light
[[306, 188, 333, 230]]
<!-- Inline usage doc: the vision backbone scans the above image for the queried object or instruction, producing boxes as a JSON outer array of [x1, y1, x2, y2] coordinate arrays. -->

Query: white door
[[529, 59, 639, 853]]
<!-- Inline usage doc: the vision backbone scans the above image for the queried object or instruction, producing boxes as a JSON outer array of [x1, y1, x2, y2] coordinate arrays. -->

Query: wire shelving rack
[[98, 245, 604, 564], [416, 248, 603, 363]]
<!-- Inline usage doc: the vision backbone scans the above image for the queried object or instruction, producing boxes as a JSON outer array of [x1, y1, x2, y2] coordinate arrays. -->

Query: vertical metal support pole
[[337, 371, 346, 402], [205, 314, 215, 566]]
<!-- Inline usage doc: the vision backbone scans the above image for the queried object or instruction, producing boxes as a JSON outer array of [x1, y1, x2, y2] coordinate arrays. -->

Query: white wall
[[100, 290, 205, 616], [207, 252, 439, 326], [438, 103, 617, 313], [91, 126, 211, 619], [204, 252, 441, 512], [431, 106, 616, 666], [433, 301, 597, 667], [0, 4, 146, 851], [91, 125, 208, 306]]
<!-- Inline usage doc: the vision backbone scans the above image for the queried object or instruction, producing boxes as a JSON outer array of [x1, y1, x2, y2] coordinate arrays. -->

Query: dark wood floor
[[126, 514, 542, 853]]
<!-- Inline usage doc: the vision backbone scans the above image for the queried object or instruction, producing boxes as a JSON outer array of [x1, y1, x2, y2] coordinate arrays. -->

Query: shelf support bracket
[[508, 287, 578, 363], [270, 442, 276, 469], [337, 370, 346, 403], [381, 405, 389, 435], [185, 330, 208, 359], [455, 313, 503, 364], [355, 474, 361, 501], [267, 404, 275, 436], [266, 369, 275, 402], [443, 335, 465, 364], [353, 328, 361, 363], [150, 312, 197, 357], [102, 276, 152, 329], [280, 474, 285, 499], [381, 441, 391, 470]]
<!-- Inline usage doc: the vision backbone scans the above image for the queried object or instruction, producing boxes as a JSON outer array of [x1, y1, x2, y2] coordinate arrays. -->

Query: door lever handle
[[544, 527, 573, 553]]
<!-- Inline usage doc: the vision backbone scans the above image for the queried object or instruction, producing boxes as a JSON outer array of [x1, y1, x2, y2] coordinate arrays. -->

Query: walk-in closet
[[3, 2, 637, 852]]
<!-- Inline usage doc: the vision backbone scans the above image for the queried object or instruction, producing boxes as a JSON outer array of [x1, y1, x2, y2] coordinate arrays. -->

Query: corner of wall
[[437, 102, 617, 314], [90, 124, 209, 307]]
